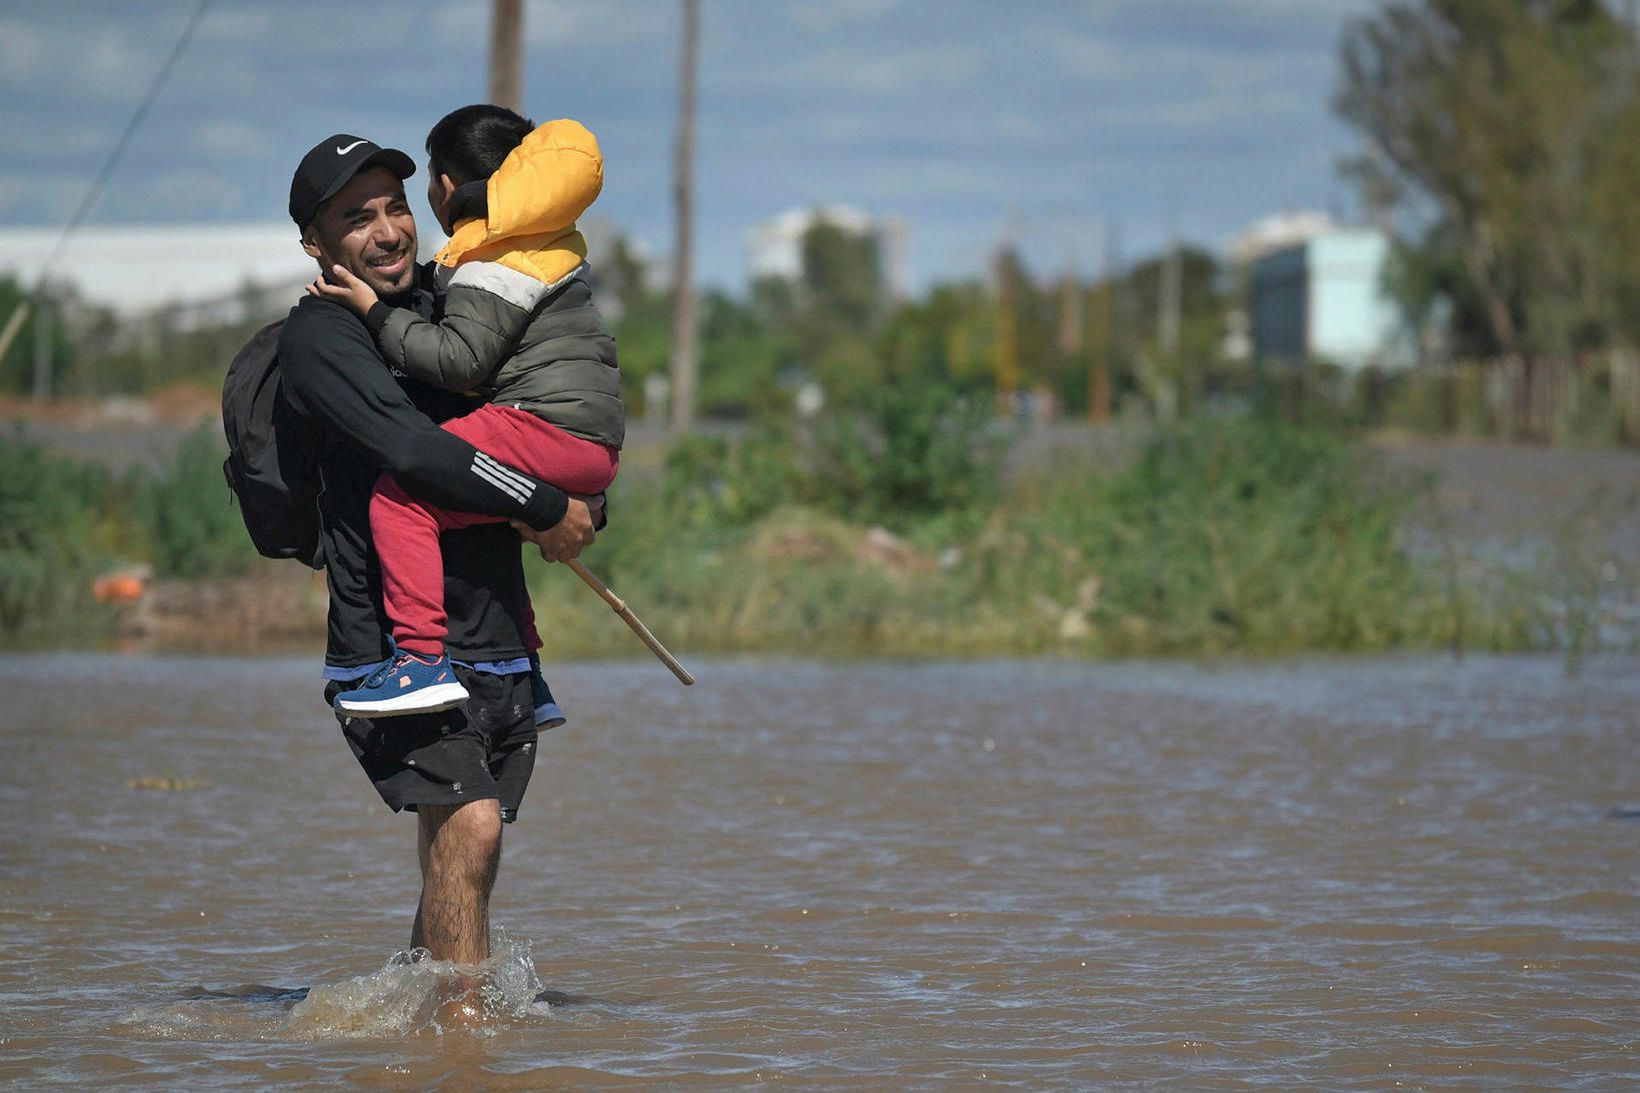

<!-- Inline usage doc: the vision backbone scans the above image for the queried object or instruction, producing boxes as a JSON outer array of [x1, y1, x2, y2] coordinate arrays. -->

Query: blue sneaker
[[527, 652, 567, 730], [335, 645, 469, 717]]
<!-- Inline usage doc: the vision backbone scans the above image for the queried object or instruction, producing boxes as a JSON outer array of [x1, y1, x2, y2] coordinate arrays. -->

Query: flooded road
[[1, 654, 1636, 1087]]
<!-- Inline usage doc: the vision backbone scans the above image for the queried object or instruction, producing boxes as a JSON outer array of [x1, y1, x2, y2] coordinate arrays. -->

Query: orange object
[[93, 573, 147, 604]]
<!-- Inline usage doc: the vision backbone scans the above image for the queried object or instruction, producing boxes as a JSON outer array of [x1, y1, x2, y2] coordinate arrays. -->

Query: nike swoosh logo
[[335, 140, 368, 155]]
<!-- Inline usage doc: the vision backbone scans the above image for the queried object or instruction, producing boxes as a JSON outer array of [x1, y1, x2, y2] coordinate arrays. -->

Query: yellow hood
[[434, 118, 604, 286]]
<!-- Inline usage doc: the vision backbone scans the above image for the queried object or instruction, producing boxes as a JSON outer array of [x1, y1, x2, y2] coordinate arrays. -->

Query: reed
[[528, 418, 1585, 659]]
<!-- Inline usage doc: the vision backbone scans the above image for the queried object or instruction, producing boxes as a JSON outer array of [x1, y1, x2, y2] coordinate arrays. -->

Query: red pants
[[372, 404, 618, 656]]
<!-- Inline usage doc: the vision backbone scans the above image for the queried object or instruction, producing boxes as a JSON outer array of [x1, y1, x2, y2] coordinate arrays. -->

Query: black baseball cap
[[288, 134, 416, 230]]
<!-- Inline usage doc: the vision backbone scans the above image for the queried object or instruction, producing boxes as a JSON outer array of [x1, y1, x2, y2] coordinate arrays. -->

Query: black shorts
[[324, 664, 538, 823]]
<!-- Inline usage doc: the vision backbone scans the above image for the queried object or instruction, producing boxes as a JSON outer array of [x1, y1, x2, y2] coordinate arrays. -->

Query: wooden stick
[[566, 559, 695, 686]]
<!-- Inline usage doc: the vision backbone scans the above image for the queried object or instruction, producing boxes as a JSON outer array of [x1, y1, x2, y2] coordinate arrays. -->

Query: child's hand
[[305, 264, 380, 315]]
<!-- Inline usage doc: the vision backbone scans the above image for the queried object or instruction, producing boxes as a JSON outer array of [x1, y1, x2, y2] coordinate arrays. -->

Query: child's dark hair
[[426, 104, 535, 186]]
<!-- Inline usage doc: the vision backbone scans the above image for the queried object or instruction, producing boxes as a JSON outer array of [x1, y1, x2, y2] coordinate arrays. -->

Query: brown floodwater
[[1, 654, 1636, 1087]]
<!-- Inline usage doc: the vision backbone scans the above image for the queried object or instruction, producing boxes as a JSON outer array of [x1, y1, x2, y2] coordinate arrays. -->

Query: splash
[[119, 928, 547, 1041], [286, 928, 545, 1038]]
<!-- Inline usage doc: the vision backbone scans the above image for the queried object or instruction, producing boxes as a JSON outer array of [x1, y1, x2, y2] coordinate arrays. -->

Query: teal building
[[1249, 228, 1415, 369]]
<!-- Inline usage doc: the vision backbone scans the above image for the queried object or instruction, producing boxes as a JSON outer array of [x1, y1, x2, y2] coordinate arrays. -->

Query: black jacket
[[278, 270, 567, 669]]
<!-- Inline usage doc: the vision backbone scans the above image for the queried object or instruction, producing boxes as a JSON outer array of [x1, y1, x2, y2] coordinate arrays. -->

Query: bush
[[975, 417, 1444, 653], [806, 381, 1009, 527], [0, 433, 119, 644], [130, 426, 258, 578]]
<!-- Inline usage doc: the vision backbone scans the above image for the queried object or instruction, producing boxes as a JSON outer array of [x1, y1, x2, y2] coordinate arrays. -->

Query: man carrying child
[[274, 105, 619, 987], [310, 106, 623, 718]]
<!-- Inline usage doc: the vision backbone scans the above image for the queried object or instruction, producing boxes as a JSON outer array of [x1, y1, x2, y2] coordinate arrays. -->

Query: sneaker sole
[[336, 682, 470, 717]]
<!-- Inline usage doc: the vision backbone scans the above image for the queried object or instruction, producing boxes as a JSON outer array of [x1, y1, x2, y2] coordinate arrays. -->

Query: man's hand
[[305, 264, 381, 317], [510, 494, 604, 563]]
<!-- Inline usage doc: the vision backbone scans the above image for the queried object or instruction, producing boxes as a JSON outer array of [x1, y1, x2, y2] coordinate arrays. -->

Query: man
[[277, 134, 597, 971]]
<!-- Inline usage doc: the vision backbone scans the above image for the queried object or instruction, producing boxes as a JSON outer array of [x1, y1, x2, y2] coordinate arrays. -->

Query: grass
[[4, 414, 1626, 659], [527, 417, 1583, 660], [0, 426, 259, 649]]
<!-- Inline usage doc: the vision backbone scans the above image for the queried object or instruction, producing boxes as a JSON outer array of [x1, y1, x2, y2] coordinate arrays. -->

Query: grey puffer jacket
[[365, 261, 624, 450]]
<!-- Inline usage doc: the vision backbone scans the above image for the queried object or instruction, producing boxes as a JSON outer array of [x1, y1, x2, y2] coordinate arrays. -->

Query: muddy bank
[[113, 564, 327, 653]]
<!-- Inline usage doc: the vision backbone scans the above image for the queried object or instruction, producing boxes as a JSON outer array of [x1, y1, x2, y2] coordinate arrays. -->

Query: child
[[311, 106, 624, 719]]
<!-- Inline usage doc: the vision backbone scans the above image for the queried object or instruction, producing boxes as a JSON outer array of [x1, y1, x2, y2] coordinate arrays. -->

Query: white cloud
[[0, 172, 94, 223], [82, 28, 164, 97], [1092, 88, 1312, 131], [1047, 31, 1245, 87], [853, 159, 1062, 203], [0, 17, 161, 98], [0, 19, 47, 84], [433, 0, 670, 48], [135, 171, 248, 218], [791, 0, 903, 33], [196, 8, 276, 41], [816, 113, 870, 142], [719, 41, 983, 97], [993, 113, 1051, 142], [194, 120, 275, 161], [0, 113, 116, 159], [1093, 0, 1374, 28]]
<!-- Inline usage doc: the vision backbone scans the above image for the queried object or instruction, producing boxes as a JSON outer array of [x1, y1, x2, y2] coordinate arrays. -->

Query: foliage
[[0, 426, 258, 648], [521, 417, 1578, 660], [1336, 0, 1640, 365], [0, 277, 76, 397], [807, 380, 1007, 527], [659, 429, 799, 528], [697, 292, 794, 418], [800, 219, 883, 338], [981, 418, 1445, 654], [131, 427, 260, 579], [0, 432, 119, 644]]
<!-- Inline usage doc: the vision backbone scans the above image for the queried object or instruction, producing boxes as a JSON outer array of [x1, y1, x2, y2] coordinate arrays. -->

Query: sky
[[0, 0, 1380, 302]]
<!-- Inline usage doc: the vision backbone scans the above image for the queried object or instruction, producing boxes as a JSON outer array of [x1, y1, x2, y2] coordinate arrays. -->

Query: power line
[[41, 0, 213, 282], [1, 0, 213, 393]]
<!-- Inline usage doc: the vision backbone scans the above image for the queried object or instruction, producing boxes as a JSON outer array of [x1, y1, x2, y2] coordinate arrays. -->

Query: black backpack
[[221, 320, 324, 568]]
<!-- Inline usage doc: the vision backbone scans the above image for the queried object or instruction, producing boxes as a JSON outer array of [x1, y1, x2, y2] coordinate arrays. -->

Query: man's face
[[301, 167, 418, 297]]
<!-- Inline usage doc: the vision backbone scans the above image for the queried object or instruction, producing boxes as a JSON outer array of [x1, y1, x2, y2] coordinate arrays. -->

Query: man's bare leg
[[411, 799, 502, 965]]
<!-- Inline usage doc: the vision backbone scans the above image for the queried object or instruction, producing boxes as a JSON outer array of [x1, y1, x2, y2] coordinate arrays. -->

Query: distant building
[[1227, 209, 1337, 268], [0, 216, 644, 326], [0, 224, 322, 318], [1247, 227, 1415, 370], [745, 204, 908, 299]]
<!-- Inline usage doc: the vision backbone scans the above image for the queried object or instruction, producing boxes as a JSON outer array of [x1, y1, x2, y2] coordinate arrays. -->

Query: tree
[[800, 218, 883, 337], [786, 217, 887, 405], [1335, 0, 1639, 370], [0, 277, 75, 398]]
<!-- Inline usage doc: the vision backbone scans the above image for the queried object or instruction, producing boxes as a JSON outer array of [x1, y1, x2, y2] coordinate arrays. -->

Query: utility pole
[[669, 0, 700, 433], [489, 0, 523, 111], [0, 301, 31, 379], [992, 247, 1021, 415], [1054, 245, 1081, 422], [31, 296, 51, 401], [1158, 229, 1181, 359], [1089, 223, 1117, 425], [1057, 245, 1083, 359], [1159, 211, 1183, 416]]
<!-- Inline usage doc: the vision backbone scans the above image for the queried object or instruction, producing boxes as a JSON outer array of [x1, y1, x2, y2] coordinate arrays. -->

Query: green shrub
[[977, 418, 1447, 653], [806, 381, 1009, 527], [0, 433, 119, 644], [130, 426, 258, 579]]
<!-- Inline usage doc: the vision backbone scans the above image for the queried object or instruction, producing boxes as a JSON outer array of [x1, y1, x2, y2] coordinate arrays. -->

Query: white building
[[0, 223, 324, 318], [1227, 210, 1337, 268]]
